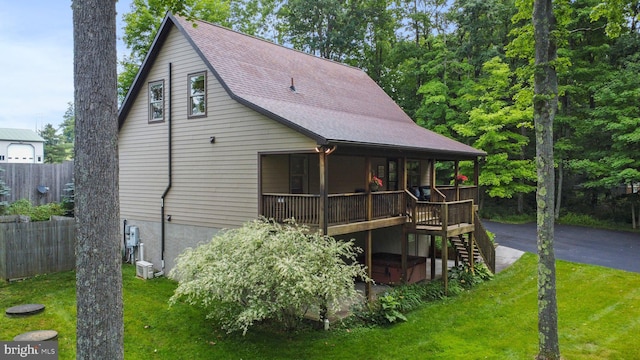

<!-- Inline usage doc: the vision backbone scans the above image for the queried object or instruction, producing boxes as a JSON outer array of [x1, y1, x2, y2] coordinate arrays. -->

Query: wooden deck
[[261, 190, 477, 239], [416, 222, 475, 237]]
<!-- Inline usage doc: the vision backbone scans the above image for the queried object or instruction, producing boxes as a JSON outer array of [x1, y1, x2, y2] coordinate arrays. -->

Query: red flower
[[371, 176, 383, 187], [455, 174, 468, 182]]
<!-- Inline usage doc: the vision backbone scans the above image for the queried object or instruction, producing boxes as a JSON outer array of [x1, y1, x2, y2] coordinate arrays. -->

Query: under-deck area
[[261, 186, 495, 296]]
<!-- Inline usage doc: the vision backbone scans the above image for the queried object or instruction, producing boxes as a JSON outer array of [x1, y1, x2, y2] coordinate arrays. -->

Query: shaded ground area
[[484, 221, 640, 273]]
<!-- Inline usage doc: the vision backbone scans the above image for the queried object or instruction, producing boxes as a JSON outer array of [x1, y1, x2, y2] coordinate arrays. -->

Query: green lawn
[[2, 254, 639, 359]]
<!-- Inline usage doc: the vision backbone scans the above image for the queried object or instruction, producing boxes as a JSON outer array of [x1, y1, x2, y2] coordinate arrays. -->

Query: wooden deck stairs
[[450, 234, 482, 265]]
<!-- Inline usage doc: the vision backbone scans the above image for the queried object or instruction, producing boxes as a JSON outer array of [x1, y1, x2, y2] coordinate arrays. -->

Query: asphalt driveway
[[483, 221, 640, 273]]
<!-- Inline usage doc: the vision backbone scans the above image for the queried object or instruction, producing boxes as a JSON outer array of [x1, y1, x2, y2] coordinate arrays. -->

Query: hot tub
[[365, 252, 427, 285]]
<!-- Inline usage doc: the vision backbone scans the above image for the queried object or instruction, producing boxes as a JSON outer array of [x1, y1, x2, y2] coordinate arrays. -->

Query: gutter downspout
[[160, 62, 172, 276]]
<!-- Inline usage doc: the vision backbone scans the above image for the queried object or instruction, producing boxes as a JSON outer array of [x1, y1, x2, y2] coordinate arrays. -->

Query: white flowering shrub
[[169, 218, 370, 334]]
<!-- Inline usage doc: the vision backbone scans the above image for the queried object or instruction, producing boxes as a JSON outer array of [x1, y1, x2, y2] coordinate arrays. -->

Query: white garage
[[0, 128, 45, 164], [8, 143, 36, 163]]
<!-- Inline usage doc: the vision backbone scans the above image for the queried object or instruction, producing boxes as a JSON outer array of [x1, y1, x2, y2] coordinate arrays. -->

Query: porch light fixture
[[315, 144, 336, 155]]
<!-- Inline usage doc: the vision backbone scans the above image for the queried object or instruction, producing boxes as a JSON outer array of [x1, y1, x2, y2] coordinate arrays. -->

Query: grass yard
[[1, 253, 639, 359]]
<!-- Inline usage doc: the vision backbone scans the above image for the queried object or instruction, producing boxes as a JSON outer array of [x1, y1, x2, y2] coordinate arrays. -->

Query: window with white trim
[[149, 80, 164, 122], [188, 72, 206, 117]]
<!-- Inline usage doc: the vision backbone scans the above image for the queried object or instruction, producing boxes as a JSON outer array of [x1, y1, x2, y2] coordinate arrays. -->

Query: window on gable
[[149, 80, 164, 122], [188, 71, 206, 117]]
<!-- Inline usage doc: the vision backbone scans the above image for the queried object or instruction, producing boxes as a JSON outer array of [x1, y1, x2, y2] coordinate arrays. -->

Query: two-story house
[[118, 13, 491, 294]]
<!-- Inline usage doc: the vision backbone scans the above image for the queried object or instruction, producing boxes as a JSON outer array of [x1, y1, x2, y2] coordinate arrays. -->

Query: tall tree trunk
[[518, 126, 527, 214], [517, 193, 524, 214], [533, 0, 560, 359], [73, 1, 123, 359], [555, 160, 563, 219]]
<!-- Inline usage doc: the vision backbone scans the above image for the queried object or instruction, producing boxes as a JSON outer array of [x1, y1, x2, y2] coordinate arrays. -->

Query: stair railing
[[473, 212, 496, 273]]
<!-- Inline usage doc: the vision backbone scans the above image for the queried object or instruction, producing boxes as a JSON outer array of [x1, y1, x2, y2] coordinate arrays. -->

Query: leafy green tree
[[453, 57, 536, 204], [570, 37, 640, 220], [551, 0, 612, 215], [590, 0, 640, 37], [169, 219, 370, 334], [58, 102, 75, 161], [229, 0, 282, 39], [60, 102, 75, 144], [356, 0, 400, 85], [277, 0, 369, 61], [38, 123, 67, 164], [389, 0, 453, 119], [449, 0, 516, 76]]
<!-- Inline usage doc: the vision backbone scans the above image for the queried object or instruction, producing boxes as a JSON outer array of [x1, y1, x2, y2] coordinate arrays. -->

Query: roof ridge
[[180, 15, 365, 73]]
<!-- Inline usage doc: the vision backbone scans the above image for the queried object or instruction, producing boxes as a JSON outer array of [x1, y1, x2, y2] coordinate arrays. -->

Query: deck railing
[[262, 191, 474, 231], [430, 186, 477, 203], [406, 191, 474, 227], [474, 212, 496, 273], [371, 191, 406, 220], [262, 191, 406, 227], [444, 200, 474, 226], [262, 194, 320, 225], [327, 192, 367, 224]]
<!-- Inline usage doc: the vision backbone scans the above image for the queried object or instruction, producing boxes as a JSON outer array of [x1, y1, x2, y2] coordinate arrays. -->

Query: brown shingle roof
[[119, 14, 485, 158]]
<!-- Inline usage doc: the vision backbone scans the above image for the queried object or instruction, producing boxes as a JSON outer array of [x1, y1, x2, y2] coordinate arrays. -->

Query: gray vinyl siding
[[119, 26, 316, 229]]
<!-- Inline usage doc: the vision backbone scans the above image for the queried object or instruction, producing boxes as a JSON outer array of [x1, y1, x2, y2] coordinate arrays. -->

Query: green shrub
[[422, 280, 447, 301], [169, 218, 370, 335], [5, 199, 65, 221], [348, 264, 493, 329], [348, 281, 450, 327], [557, 212, 610, 227], [6, 199, 31, 215], [377, 294, 407, 323], [387, 284, 424, 313], [448, 262, 494, 289]]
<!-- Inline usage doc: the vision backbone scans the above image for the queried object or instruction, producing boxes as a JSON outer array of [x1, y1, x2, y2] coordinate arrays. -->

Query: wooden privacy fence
[[0, 161, 74, 205], [0, 218, 76, 281]]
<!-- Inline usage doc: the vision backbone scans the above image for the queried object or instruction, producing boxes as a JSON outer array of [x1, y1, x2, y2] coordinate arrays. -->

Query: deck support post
[[318, 151, 328, 235], [474, 160, 480, 206], [454, 160, 460, 201], [441, 202, 449, 294], [401, 230, 408, 283], [365, 230, 373, 302], [365, 157, 373, 301], [430, 235, 436, 279]]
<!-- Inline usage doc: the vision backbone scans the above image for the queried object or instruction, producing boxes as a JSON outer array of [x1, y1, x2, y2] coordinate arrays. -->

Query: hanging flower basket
[[455, 174, 468, 185], [370, 176, 383, 192]]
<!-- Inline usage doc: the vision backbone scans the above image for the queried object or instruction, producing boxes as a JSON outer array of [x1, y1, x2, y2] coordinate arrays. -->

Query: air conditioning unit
[[136, 261, 154, 280]]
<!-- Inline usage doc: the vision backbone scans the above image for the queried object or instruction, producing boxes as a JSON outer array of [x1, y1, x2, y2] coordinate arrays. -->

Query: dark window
[[149, 80, 164, 122], [188, 72, 206, 117], [290, 155, 308, 194], [407, 160, 420, 188]]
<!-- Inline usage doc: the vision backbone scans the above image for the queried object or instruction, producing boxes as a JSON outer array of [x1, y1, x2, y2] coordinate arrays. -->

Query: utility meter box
[[127, 226, 140, 248]]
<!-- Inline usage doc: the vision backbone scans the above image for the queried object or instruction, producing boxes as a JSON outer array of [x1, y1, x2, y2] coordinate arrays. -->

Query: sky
[[0, 0, 133, 133]]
